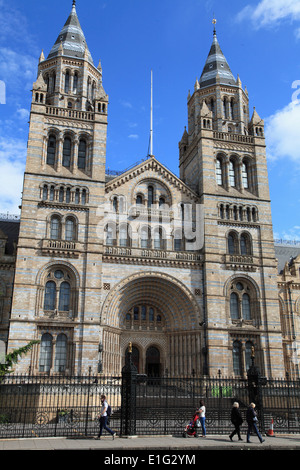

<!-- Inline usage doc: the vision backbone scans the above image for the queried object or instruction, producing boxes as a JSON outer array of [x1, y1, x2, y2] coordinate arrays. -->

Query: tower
[[179, 23, 285, 377], [7, 2, 108, 374]]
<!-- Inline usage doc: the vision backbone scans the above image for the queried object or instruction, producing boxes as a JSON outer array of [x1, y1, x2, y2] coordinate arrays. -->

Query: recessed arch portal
[[100, 272, 202, 376], [101, 271, 201, 331]]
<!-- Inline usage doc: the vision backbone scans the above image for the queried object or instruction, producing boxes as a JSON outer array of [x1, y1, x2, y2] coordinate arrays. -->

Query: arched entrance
[[101, 271, 202, 376], [146, 346, 161, 377]]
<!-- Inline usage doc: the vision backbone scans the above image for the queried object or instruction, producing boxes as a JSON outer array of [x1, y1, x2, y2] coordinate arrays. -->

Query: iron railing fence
[[0, 373, 122, 439], [0, 373, 300, 438]]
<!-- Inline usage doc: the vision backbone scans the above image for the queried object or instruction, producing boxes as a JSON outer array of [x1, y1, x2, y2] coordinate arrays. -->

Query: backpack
[[107, 404, 112, 417]]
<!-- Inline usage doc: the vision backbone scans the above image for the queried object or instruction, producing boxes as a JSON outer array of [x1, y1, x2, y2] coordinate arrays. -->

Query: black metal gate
[[1, 360, 300, 439]]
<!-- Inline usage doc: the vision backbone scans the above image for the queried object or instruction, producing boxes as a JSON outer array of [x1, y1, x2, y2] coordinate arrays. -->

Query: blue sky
[[0, 0, 300, 241]]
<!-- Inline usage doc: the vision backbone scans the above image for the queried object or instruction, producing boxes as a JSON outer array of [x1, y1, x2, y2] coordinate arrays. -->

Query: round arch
[[101, 271, 201, 331]]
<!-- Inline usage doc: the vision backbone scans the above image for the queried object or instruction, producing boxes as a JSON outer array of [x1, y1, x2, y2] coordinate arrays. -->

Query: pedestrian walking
[[95, 394, 116, 440], [229, 402, 243, 441], [198, 400, 206, 437], [246, 402, 264, 443]]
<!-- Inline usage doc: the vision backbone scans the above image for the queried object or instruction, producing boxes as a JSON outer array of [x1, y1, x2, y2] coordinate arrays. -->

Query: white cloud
[[0, 136, 26, 214], [237, 0, 300, 29], [0, 47, 36, 95], [128, 134, 139, 139], [265, 98, 300, 162], [120, 100, 133, 109]]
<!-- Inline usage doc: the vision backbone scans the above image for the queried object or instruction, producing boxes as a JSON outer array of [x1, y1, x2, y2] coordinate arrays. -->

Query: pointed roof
[[47, 1, 93, 64], [199, 29, 235, 89]]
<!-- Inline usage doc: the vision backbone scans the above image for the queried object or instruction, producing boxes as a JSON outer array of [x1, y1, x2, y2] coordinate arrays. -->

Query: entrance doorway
[[146, 346, 161, 377]]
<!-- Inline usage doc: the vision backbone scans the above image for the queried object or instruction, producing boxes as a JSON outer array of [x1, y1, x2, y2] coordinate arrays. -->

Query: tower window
[[242, 162, 249, 189], [62, 137, 71, 167], [78, 139, 87, 169], [65, 71, 70, 94], [50, 216, 61, 240], [216, 158, 223, 185], [229, 159, 236, 187], [47, 135, 56, 166], [148, 185, 154, 207], [65, 217, 76, 241], [73, 73, 78, 93]]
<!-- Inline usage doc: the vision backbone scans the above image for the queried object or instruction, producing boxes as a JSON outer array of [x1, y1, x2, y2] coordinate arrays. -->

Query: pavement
[[0, 433, 300, 453]]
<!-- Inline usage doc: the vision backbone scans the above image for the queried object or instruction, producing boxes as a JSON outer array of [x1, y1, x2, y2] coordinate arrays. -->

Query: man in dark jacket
[[229, 402, 243, 441]]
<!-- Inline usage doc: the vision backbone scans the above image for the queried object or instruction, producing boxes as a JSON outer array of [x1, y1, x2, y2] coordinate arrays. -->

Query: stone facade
[[1, 4, 299, 378]]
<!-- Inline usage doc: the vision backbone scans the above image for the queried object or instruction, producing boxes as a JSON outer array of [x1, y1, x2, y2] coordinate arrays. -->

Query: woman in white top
[[198, 400, 206, 437]]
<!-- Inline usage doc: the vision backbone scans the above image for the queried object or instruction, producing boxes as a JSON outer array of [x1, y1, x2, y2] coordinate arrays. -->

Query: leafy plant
[[0, 340, 40, 376]]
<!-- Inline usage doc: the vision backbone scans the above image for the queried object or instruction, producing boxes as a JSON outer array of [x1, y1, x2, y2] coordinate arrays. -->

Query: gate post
[[120, 343, 137, 437], [247, 347, 266, 433]]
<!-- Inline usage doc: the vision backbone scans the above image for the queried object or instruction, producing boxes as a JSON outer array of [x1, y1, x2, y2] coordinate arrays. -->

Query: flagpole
[[150, 69, 153, 156]]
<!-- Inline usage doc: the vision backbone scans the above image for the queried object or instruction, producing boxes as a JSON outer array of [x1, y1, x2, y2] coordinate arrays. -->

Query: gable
[[105, 156, 199, 206]]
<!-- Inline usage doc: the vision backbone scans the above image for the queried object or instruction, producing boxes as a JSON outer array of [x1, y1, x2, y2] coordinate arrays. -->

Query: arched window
[[159, 197, 165, 207], [134, 306, 139, 321], [62, 137, 71, 168], [44, 281, 56, 310], [82, 189, 86, 205], [106, 224, 115, 246], [65, 217, 76, 241], [230, 292, 239, 320], [43, 185, 48, 200], [242, 162, 249, 189], [55, 334, 68, 372], [174, 228, 182, 251], [119, 224, 128, 247], [125, 305, 164, 331], [149, 308, 154, 322], [229, 159, 236, 187], [136, 195, 143, 205], [78, 139, 86, 169], [49, 185, 55, 201], [39, 333, 53, 372], [223, 98, 227, 118], [242, 293, 251, 320], [216, 158, 223, 185], [50, 216, 61, 240], [64, 71, 70, 94], [240, 233, 251, 255], [47, 135, 56, 165], [141, 305, 146, 321], [73, 72, 78, 93], [228, 232, 238, 255], [153, 227, 164, 250], [229, 281, 254, 322], [59, 186, 64, 202], [75, 188, 80, 204], [140, 226, 150, 248], [66, 187, 71, 203], [148, 185, 154, 207], [232, 340, 242, 376], [59, 282, 71, 311]]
